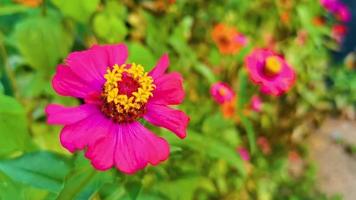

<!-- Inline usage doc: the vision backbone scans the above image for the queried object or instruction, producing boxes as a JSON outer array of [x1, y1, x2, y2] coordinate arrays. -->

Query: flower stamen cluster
[[101, 63, 155, 123]]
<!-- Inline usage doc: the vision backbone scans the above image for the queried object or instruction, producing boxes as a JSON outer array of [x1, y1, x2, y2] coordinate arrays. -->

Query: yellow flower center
[[218, 88, 227, 96], [264, 56, 282, 76], [101, 63, 155, 123]]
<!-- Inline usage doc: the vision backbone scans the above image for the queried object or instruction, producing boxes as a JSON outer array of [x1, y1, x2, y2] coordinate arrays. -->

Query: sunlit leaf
[[12, 12, 73, 71], [51, 0, 100, 23], [93, 11, 127, 44], [127, 42, 155, 71], [0, 94, 30, 156]]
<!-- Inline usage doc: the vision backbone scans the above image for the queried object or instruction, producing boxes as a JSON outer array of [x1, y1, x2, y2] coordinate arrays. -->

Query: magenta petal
[[144, 103, 189, 139], [114, 122, 170, 174], [85, 123, 116, 171], [150, 72, 185, 105], [66, 44, 128, 89], [60, 113, 111, 153], [45, 104, 99, 125], [149, 54, 169, 79], [90, 44, 128, 67], [52, 64, 100, 98]]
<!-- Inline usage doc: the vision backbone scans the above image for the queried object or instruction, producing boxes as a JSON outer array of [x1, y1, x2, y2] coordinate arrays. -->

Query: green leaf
[[0, 4, 28, 16], [127, 43, 156, 71], [12, 12, 74, 71], [237, 68, 249, 110], [239, 115, 257, 155], [124, 180, 142, 200], [51, 0, 100, 23], [168, 16, 193, 56], [193, 63, 217, 84], [0, 94, 30, 156], [0, 81, 4, 94], [56, 153, 114, 200], [0, 171, 25, 200], [0, 152, 70, 192], [154, 176, 202, 200], [175, 131, 246, 176], [93, 11, 127, 44]]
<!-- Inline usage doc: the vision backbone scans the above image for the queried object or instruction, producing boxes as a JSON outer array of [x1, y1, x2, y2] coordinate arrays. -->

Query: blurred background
[[0, 0, 355, 199]]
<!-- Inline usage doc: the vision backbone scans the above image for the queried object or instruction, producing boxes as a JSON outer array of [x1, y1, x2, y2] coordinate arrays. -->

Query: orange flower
[[14, 0, 42, 7], [280, 11, 290, 25], [212, 24, 247, 55], [312, 16, 326, 27], [345, 52, 356, 70], [221, 98, 236, 119]]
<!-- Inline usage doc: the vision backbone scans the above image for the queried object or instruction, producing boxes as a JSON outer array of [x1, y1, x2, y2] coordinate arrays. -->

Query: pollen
[[218, 88, 227, 96], [265, 56, 282, 76], [101, 63, 155, 123]]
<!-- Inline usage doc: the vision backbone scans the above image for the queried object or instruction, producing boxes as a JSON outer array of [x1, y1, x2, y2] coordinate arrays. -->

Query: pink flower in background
[[320, 0, 351, 22], [46, 44, 189, 174], [245, 49, 296, 96], [335, 4, 351, 22], [320, 0, 340, 13], [234, 33, 248, 47], [237, 147, 250, 161], [332, 24, 348, 44], [257, 137, 271, 155], [210, 82, 235, 104], [250, 95, 262, 112]]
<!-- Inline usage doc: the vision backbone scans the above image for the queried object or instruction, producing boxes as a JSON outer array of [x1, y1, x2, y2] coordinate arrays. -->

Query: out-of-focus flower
[[210, 82, 235, 104], [212, 24, 247, 55], [288, 150, 304, 177], [46, 44, 189, 174], [320, 0, 351, 22], [237, 147, 250, 161], [245, 49, 296, 96], [142, 0, 175, 12], [296, 30, 309, 46], [335, 4, 351, 23], [14, 0, 42, 7], [288, 150, 301, 162], [344, 52, 356, 70], [332, 24, 348, 44], [312, 16, 326, 27], [320, 0, 340, 12], [221, 97, 236, 119], [250, 95, 262, 113], [279, 0, 294, 9], [262, 33, 277, 50], [280, 11, 290, 25], [257, 137, 271, 155]]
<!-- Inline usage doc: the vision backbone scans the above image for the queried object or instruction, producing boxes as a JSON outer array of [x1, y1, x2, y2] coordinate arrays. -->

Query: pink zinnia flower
[[210, 82, 235, 104], [257, 136, 271, 155], [237, 147, 250, 161], [335, 4, 351, 22], [332, 24, 348, 44], [45, 44, 189, 174], [234, 33, 248, 47], [245, 49, 296, 96], [250, 95, 262, 113], [320, 0, 351, 22], [320, 0, 340, 13]]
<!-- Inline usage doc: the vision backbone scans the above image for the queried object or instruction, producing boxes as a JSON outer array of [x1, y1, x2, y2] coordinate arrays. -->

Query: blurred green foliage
[[0, 0, 355, 199]]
